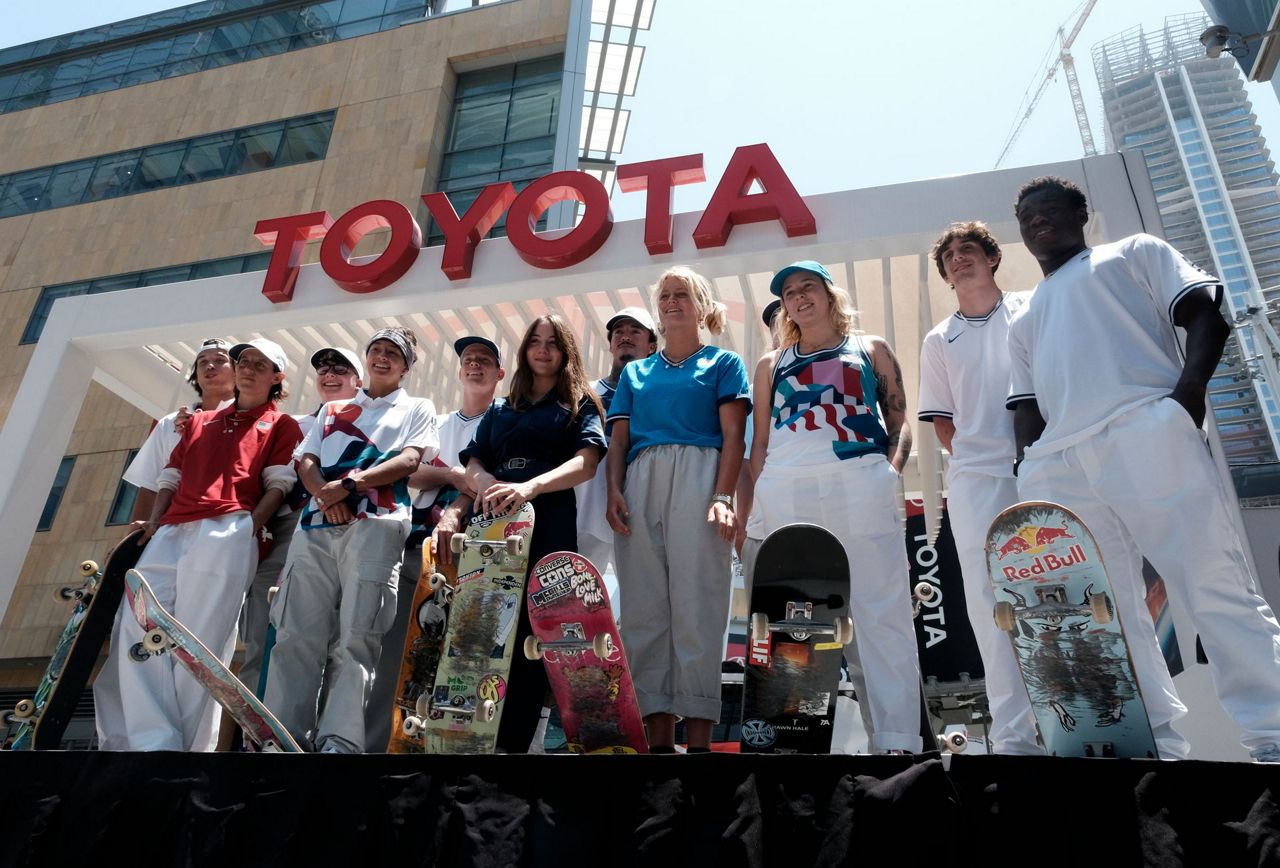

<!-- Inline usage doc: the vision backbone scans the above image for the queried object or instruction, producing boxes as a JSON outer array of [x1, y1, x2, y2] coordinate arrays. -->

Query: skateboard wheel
[[945, 732, 968, 753], [128, 642, 150, 663], [1088, 592, 1112, 625], [428, 572, 446, 593], [750, 612, 769, 643], [79, 560, 98, 576], [415, 694, 431, 718], [143, 629, 169, 653], [592, 632, 611, 659], [505, 535, 522, 556], [480, 699, 496, 723], [524, 635, 543, 661], [56, 586, 76, 601], [834, 616, 854, 646], [12, 699, 35, 721], [403, 716, 424, 738], [993, 601, 1016, 633], [913, 582, 935, 603], [450, 533, 466, 555]]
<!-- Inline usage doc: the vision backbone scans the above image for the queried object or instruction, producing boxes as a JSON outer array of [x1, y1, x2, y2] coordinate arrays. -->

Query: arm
[[479, 447, 601, 516], [1170, 289, 1231, 428], [870, 337, 913, 474], [351, 447, 423, 492], [748, 353, 775, 482], [250, 488, 285, 535], [431, 493, 474, 566], [932, 418, 956, 453], [1013, 400, 1047, 462], [408, 462, 472, 497], [708, 399, 748, 543], [605, 421, 631, 536], [464, 456, 499, 508], [131, 487, 175, 542], [130, 488, 157, 523]]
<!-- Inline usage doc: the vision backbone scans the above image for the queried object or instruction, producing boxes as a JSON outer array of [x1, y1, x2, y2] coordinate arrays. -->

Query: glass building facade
[[1094, 13, 1280, 466]]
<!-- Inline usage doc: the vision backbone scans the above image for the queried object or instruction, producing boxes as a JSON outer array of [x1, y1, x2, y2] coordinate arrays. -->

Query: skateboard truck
[[993, 584, 1112, 633], [524, 632, 612, 661], [451, 533, 523, 558], [750, 604, 854, 645]]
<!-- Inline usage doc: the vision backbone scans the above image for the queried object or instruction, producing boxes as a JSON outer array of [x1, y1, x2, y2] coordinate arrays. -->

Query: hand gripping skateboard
[[740, 524, 855, 753], [422, 502, 534, 754], [524, 551, 647, 754], [123, 568, 301, 752], [4, 529, 146, 750], [986, 500, 1156, 758], [388, 544, 458, 751]]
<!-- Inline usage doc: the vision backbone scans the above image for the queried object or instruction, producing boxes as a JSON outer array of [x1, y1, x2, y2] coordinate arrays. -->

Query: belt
[[499, 457, 531, 471]]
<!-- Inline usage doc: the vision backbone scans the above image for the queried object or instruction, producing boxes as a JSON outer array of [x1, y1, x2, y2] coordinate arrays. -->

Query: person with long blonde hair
[[459, 313, 607, 752], [749, 260, 923, 754], [606, 266, 750, 752]]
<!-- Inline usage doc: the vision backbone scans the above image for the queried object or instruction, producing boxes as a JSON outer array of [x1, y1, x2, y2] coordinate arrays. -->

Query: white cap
[[606, 306, 658, 338], [310, 346, 365, 381], [230, 338, 289, 372]]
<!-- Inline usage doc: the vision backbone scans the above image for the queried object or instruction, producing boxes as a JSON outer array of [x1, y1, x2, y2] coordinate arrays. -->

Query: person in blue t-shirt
[[459, 314, 607, 753], [606, 265, 751, 753]]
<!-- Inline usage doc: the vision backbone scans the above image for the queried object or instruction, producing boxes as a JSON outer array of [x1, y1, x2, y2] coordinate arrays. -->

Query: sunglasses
[[316, 363, 352, 376]]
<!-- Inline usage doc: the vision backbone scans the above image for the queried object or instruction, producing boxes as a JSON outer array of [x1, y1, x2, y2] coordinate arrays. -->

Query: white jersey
[[122, 398, 233, 491], [918, 292, 1032, 478], [1007, 234, 1220, 456], [575, 377, 616, 543], [411, 409, 486, 509]]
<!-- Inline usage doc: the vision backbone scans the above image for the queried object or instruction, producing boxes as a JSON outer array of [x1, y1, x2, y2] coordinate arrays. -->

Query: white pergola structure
[[0, 152, 1158, 611]]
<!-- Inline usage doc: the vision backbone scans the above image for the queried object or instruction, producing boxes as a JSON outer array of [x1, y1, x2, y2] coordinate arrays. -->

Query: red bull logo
[[1001, 544, 1089, 579], [505, 519, 533, 536], [995, 521, 1075, 560]]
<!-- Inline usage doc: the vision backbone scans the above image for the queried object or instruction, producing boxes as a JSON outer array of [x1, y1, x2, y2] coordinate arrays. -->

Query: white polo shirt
[[918, 291, 1032, 477], [122, 398, 234, 491], [1006, 233, 1221, 456], [411, 408, 486, 509]]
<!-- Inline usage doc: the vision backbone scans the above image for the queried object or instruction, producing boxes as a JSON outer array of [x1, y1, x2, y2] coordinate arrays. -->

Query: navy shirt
[[460, 393, 607, 484]]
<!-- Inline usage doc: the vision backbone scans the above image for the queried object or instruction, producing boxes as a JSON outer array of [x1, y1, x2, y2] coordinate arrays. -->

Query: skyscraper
[[1093, 12, 1280, 470]]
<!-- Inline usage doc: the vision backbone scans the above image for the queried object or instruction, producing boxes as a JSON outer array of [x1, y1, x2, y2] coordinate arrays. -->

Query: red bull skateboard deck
[[422, 503, 534, 754], [986, 501, 1156, 758], [124, 568, 301, 752], [4, 530, 146, 750], [525, 551, 647, 754], [387, 546, 457, 752], [740, 524, 854, 753]]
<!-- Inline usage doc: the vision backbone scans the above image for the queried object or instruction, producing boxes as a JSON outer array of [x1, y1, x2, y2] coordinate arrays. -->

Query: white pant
[[754, 455, 923, 753], [1020, 397, 1280, 754], [94, 513, 256, 751], [237, 509, 298, 697], [946, 471, 1042, 755], [577, 532, 615, 578], [264, 518, 405, 752]]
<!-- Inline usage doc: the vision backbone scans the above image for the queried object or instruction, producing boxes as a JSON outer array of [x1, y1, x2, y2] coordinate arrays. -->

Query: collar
[[217, 399, 275, 420], [953, 293, 1006, 324], [356, 387, 406, 407], [1045, 248, 1092, 280], [658, 345, 708, 369]]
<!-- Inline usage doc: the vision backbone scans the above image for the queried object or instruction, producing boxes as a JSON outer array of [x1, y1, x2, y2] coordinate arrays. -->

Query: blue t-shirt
[[608, 345, 751, 463]]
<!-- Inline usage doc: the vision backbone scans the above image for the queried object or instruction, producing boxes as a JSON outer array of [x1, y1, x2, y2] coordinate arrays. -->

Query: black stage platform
[[2, 751, 1279, 867]]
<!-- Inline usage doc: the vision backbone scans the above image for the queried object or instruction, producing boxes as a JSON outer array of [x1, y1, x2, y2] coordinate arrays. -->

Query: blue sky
[[9, 0, 1280, 221]]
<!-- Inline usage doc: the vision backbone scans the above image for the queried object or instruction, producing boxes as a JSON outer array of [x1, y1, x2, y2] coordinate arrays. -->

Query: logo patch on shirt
[[256, 419, 272, 432]]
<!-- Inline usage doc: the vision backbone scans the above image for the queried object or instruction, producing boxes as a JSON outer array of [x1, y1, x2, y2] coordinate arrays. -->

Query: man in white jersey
[[574, 307, 657, 575], [364, 336, 504, 747], [917, 221, 1042, 755], [1009, 175, 1280, 761]]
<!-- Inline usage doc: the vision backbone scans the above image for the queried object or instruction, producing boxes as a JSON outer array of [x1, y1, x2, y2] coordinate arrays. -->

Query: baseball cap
[[762, 299, 781, 328], [769, 260, 833, 297], [310, 346, 365, 381], [606, 306, 658, 339], [454, 336, 502, 367], [230, 338, 289, 372]]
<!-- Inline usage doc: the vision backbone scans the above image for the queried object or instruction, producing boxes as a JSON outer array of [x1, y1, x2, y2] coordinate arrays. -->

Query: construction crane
[[994, 0, 1099, 169]]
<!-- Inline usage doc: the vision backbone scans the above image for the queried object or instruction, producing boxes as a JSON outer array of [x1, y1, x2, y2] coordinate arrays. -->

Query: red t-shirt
[[161, 402, 303, 526]]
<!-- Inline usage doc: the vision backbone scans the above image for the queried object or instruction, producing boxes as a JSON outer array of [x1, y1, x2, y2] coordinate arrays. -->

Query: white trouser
[[237, 509, 298, 697], [1019, 397, 1280, 754], [616, 444, 732, 722], [754, 454, 923, 753], [94, 512, 256, 751], [264, 518, 405, 752], [577, 532, 615, 578], [945, 471, 1043, 755]]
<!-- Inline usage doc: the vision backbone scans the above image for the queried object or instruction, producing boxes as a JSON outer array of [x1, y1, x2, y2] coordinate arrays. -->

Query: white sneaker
[[1249, 743, 1280, 763]]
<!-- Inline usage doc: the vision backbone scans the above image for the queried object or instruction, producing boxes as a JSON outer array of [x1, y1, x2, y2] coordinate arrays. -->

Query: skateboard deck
[[740, 524, 854, 753], [4, 529, 146, 750], [526, 551, 647, 754], [387, 545, 458, 752], [123, 568, 301, 752], [422, 503, 534, 754], [986, 500, 1156, 758]]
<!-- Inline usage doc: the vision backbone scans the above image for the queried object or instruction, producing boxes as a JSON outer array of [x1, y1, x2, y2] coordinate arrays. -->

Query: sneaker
[[320, 744, 345, 754], [1250, 743, 1280, 763]]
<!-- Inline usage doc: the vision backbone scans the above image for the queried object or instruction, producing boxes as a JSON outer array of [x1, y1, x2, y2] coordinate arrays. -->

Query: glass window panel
[[120, 65, 163, 89], [85, 151, 141, 201], [0, 73, 19, 101], [49, 57, 93, 91], [0, 44, 36, 67], [131, 142, 188, 191], [140, 265, 194, 286], [291, 28, 336, 50], [382, 0, 427, 27], [277, 115, 334, 163], [298, 1, 344, 31], [207, 20, 254, 66], [506, 83, 558, 140], [22, 284, 91, 344], [449, 92, 510, 150], [42, 162, 95, 209], [37, 456, 76, 532], [2, 168, 52, 214], [229, 122, 285, 173], [514, 56, 562, 86], [12, 68, 51, 99], [89, 46, 136, 81], [335, 17, 381, 38], [457, 65, 514, 98], [79, 74, 126, 97], [440, 145, 503, 182], [179, 133, 235, 182], [89, 273, 144, 293], [190, 258, 242, 279], [241, 251, 274, 271], [128, 37, 173, 73], [106, 450, 141, 526], [248, 12, 295, 57], [341, 0, 387, 22], [501, 135, 555, 171]]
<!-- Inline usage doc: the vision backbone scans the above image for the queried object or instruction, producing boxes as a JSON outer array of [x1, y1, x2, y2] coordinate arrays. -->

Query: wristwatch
[[342, 476, 358, 493], [710, 493, 733, 507]]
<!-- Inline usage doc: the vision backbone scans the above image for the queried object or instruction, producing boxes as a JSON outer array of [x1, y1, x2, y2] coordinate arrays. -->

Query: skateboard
[[4, 529, 146, 750], [740, 523, 854, 753], [421, 503, 534, 754], [986, 500, 1156, 758], [123, 568, 301, 752], [524, 551, 647, 754], [387, 545, 457, 752]]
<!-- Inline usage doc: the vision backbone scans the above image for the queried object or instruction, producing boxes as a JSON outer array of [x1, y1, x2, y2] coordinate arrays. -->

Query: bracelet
[[710, 493, 733, 507]]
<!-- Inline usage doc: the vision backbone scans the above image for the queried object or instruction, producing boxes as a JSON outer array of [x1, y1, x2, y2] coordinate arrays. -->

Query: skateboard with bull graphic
[[524, 551, 647, 754], [420, 503, 534, 754], [986, 501, 1156, 758]]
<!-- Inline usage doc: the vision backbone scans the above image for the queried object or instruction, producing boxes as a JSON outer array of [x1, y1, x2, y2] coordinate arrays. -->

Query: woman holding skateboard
[[458, 313, 606, 752], [748, 260, 922, 754], [605, 266, 751, 752]]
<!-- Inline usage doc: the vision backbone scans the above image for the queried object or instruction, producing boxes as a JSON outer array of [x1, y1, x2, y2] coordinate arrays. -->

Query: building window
[[0, 111, 335, 220], [37, 456, 76, 532], [22, 252, 272, 344], [0, 1, 431, 115], [426, 57, 563, 247], [106, 449, 141, 526]]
